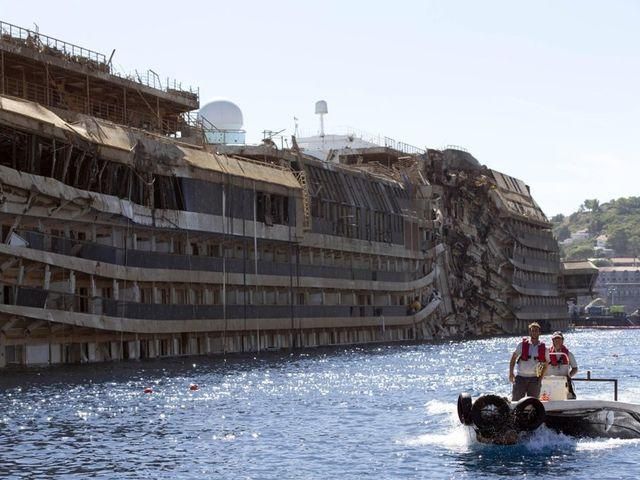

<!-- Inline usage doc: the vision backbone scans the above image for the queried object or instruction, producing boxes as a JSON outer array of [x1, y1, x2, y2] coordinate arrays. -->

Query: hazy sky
[[3, 0, 639, 217]]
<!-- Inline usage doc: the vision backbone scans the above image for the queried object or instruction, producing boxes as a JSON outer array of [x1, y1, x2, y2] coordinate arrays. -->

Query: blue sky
[[3, 0, 639, 216]]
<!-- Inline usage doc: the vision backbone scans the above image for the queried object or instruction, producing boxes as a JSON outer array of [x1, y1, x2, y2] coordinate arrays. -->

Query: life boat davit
[[457, 372, 640, 443]]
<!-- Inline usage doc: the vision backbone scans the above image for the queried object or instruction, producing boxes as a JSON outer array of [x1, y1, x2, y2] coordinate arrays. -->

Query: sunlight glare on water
[[1, 330, 640, 479]]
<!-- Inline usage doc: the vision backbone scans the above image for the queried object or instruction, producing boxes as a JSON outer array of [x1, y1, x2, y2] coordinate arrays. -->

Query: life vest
[[549, 345, 569, 366], [520, 338, 546, 361]]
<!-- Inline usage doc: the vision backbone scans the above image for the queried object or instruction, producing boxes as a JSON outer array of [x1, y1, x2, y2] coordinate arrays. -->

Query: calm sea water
[[1, 329, 640, 479]]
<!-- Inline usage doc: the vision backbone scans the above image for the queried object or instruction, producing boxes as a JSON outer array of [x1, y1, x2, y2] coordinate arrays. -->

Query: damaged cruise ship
[[0, 21, 597, 367]]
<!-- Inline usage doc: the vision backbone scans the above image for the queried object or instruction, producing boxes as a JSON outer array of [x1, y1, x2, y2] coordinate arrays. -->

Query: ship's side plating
[[0, 97, 444, 366], [0, 20, 593, 367]]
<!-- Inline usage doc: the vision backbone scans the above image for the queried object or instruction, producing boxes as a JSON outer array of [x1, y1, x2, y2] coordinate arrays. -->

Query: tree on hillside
[[588, 215, 603, 236], [551, 213, 565, 224], [566, 244, 595, 261], [583, 199, 601, 213], [614, 197, 640, 214], [607, 226, 630, 254], [560, 196, 640, 256], [555, 225, 571, 241], [630, 235, 640, 259]]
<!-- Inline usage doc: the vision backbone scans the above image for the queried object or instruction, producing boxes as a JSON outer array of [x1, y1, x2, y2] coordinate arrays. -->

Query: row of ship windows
[[598, 272, 640, 282], [3, 284, 427, 308], [510, 220, 555, 241], [512, 245, 560, 263], [9, 226, 423, 272], [512, 269, 557, 284], [511, 296, 566, 308]]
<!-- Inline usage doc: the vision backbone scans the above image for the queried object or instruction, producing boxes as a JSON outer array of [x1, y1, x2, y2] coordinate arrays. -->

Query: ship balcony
[[9, 286, 414, 321], [13, 229, 426, 285], [510, 256, 561, 274]]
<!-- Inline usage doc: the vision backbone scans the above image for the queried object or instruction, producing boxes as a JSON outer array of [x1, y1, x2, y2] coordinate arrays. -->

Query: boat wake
[[519, 425, 640, 452], [574, 437, 640, 452], [399, 400, 475, 450], [424, 399, 457, 417], [401, 426, 476, 451]]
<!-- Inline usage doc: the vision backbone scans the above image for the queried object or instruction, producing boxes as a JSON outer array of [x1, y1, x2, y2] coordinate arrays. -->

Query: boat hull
[[543, 400, 640, 439]]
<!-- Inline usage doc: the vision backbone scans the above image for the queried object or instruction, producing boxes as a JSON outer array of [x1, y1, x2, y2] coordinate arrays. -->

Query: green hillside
[[551, 197, 640, 261]]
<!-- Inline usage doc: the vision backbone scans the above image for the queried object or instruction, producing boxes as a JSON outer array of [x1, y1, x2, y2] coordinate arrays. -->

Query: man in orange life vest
[[509, 322, 550, 401], [545, 331, 578, 399]]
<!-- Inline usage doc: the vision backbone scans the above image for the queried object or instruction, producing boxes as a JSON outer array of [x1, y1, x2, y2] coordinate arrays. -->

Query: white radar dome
[[198, 99, 244, 130]]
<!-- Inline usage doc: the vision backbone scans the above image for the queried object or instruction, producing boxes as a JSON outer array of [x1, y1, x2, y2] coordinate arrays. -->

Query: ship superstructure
[[0, 21, 594, 367]]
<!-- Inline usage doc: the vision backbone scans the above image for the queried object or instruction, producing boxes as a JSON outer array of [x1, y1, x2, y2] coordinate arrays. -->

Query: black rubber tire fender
[[470, 394, 511, 432], [457, 393, 473, 425], [512, 396, 546, 431]]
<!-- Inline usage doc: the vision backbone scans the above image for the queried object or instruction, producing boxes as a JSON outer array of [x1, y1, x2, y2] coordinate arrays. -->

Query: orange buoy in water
[[189, 383, 199, 391], [144, 387, 153, 394]]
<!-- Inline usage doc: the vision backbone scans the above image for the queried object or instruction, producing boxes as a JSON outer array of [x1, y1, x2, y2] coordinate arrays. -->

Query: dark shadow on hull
[[545, 409, 640, 439]]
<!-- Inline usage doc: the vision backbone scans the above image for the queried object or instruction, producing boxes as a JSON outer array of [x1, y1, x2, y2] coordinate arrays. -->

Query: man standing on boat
[[509, 322, 550, 400], [545, 331, 578, 399]]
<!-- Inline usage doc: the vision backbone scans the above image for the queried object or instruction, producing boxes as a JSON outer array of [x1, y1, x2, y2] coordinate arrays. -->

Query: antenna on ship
[[315, 100, 328, 138]]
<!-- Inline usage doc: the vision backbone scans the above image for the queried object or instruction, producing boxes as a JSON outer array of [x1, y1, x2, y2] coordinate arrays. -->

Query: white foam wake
[[401, 425, 476, 451], [517, 425, 640, 453], [575, 437, 640, 451], [424, 399, 456, 416]]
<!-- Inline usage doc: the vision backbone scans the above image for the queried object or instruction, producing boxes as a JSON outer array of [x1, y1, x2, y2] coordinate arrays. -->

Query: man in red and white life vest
[[508, 322, 550, 401], [545, 331, 578, 399]]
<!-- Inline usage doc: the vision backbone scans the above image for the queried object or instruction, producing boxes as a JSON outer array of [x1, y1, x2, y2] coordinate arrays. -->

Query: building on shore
[[0, 20, 596, 367], [591, 257, 640, 312]]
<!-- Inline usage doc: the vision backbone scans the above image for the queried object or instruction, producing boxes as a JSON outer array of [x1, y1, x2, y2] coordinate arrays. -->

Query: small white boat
[[457, 372, 640, 443]]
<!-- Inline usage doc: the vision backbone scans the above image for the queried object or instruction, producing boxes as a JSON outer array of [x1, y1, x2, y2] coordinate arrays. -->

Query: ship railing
[[175, 112, 252, 146], [0, 20, 198, 99], [297, 126, 425, 155], [442, 144, 469, 153], [572, 370, 618, 401], [384, 138, 425, 155], [161, 111, 219, 141], [176, 111, 221, 132], [355, 132, 424, 155], [110, 69, 199, 100], [0, 20, 107, 68]]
